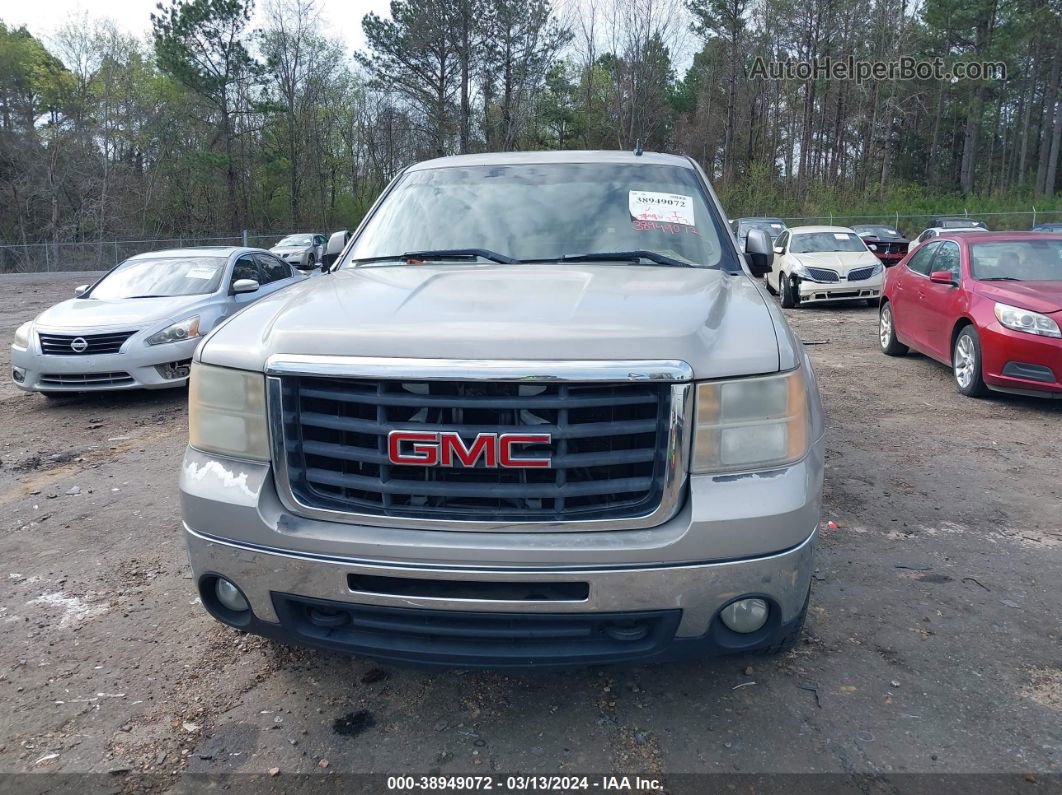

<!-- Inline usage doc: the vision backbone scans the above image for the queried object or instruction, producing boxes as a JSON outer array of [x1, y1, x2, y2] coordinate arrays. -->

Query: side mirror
[[322, 230, 349, 270], [74, 285, 89, 297], [772, 246, 784, 254], [929, 271, 957, 286], [744, 228, 774, 276], [232, 279, 260, 294]]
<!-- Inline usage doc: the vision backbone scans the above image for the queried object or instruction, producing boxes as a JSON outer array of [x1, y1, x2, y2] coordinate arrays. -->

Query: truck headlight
[[146, 316, 201, 346], [692, 368, 810, 473], [188, 363, 269, 461], [994, 303, 1061, 338], [13, 321, 33, 350]]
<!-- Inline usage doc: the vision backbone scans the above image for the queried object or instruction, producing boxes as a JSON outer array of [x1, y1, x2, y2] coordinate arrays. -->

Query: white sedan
[[11, 247, 304, 396], [766, 225, 884, 307]]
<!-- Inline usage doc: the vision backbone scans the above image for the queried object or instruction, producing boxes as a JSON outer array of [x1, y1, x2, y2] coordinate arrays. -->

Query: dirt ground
[[1, 271, 1060, 789]]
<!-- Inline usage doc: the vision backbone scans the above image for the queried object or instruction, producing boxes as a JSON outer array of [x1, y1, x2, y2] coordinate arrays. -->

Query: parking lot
[[1, 271, 1059, 784]]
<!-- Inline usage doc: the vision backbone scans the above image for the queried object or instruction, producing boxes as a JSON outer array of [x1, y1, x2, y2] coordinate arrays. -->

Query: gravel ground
[[0, 272, 1059, 789]]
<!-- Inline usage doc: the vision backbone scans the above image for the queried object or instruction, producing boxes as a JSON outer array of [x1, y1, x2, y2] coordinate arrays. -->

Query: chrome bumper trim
[[185, 525, 816, 635]]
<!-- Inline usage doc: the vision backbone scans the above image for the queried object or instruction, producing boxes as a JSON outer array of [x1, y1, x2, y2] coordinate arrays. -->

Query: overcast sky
[[3, 0, 393, 50]]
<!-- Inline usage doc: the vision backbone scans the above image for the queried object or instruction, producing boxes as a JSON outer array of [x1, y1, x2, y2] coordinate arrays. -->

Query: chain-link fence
[[0, 233, 297, 274], [2, 210, 1062, 273], [771, 209, 1062, 236]]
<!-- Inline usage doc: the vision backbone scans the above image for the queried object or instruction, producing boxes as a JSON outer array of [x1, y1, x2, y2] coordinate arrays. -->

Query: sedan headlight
[[188, 363, 269, 461], [13, 321, 33, 349], [692, 368, 810, 474], [994, 303, 1061, 338], [146, 316, 201, 346]]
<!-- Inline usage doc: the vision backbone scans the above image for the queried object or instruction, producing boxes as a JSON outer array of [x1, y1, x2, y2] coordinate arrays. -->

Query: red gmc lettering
[[499, 433, 552, 468], [387, 431, 439, 465], [440, 432, 497, 467], [387, 430, 551, 468]]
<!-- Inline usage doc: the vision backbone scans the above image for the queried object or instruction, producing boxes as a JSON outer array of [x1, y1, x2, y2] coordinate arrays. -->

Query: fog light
[[12, 367, 25, 384], [215, 578, 249, 612], [720, 598, 769, 633]]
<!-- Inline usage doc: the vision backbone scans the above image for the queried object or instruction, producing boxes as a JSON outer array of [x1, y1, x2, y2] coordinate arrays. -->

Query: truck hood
[[974, 281, 1062, 315], [35, 294, 210, 331], [199, 263, 783, 379]]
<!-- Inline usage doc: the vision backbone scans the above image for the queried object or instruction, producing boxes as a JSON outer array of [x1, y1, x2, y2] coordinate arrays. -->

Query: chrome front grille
[[846, 266, 877, 281], [40, 371, 134, 386], [804, 267, 839, 283], [267, 358, 693, 530], [38, 330, 137, 355]]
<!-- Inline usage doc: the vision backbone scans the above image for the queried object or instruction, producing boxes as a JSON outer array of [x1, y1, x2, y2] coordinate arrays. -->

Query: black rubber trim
[[197, 591, 806, 669], [1001, 361, 1056, 383]]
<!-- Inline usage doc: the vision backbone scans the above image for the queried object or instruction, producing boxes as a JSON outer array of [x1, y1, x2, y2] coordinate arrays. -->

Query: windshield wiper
[[125, 294, 169, 298], [351, 248, 518, 265], [980, 277, 1021, 281], [532, 250, 692, 268]]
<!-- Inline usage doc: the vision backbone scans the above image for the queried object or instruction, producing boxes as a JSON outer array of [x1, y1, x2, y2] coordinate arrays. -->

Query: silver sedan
[[269, 233, 327, 271], [10, 247, 304, 396]]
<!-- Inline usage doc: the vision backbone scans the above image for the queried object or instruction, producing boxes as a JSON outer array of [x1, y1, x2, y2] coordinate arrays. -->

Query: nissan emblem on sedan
[[387, 430, 553, 468]]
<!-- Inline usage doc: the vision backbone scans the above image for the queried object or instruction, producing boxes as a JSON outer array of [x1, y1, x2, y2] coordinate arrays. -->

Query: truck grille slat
[[299, 439, 656, 468], [294, 410, 660, 440], [277, 375, 672, 522], [302, 467, 654, 499], [38, 330, 137, 355]]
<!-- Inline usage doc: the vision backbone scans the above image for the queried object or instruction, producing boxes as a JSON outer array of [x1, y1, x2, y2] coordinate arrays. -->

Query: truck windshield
[[343, 162, 735, 270]]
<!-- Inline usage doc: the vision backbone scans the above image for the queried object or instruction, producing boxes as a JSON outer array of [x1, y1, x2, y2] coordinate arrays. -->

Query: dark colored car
[[1032, 223, 1062, 232], [928, 216, 989, 230], [878, 232, 1062, 398], [732, 217, 787, 251], [851, 224, 909, 265]]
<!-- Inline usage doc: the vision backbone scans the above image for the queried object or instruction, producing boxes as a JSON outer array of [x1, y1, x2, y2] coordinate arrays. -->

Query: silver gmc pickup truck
[[180, 150, 824, 668]]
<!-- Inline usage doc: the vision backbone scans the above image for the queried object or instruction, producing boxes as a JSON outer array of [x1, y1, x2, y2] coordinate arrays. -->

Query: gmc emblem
[[387, 430, 552, 469]]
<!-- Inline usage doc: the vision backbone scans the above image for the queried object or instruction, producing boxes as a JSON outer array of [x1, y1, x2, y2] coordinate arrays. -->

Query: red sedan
[[878, 232, 1062, 398]]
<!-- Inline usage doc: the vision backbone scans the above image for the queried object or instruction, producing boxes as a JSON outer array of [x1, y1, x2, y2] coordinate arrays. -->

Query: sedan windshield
[[738, 220, 786, 239], [343, 163, 735, 270], [277, 235, 312, 247], [970, 240, 1062, 281], [853, 226, 901, 238], [791, 232, 867, 253], [89, 257, 226, 299]]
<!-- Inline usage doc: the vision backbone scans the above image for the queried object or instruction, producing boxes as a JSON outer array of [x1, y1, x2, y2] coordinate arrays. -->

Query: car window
[[255, 253, 292, 284], [931, 242, 961, 278], [231, 255, 260, 286], [906, 242, 940, 275], [790, 232, 866, 253], [87, 256, 226, 299], [277, 235, 313, 247], [314, 235, 326, 246], [774, 231, 789, 251], [343, 162, 736, 271], [970, 239, 1062, 281]]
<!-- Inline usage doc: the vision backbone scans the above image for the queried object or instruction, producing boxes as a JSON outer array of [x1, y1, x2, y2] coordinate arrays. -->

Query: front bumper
[[186, 527, 814, 667], [180, 437, 822, 666], [797, 274, 882, 303], [980, 322, 1062, 397], [11, 337, 199, 392]]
